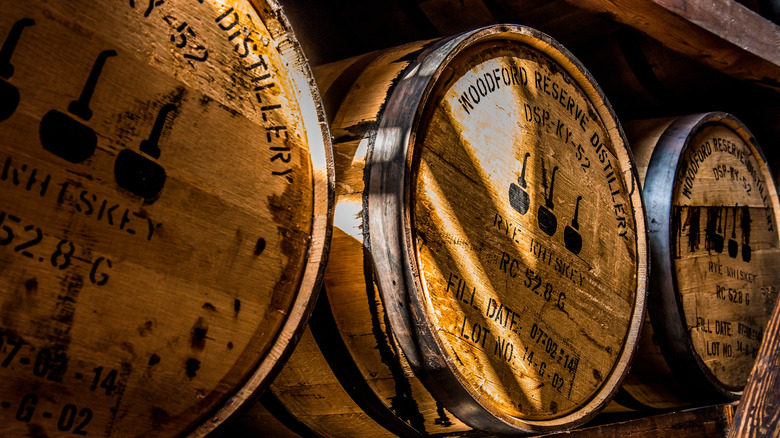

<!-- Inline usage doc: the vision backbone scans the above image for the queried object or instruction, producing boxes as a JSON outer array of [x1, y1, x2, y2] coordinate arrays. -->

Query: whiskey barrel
[[0, 1, 333, 437], [239, 42, 477, 438], [616, 113, 780, 409], [242, 24, 648, 435]]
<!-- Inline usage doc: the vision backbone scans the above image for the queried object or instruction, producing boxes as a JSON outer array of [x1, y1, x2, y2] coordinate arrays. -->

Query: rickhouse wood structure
[[0, 0, 778, 437]]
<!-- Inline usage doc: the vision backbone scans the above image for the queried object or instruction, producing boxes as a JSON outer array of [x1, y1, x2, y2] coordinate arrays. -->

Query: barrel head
[[630, 113, 780, 405], [0, 1, 332, 436], [368, 25, 648, 433]]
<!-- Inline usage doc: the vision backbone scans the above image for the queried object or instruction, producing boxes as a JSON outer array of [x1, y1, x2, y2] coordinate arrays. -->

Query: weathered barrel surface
[[618, 113, 780, 409], [0, 0, 332, 436], [252, 41, 476, 438], [246, 24, 648, 436]]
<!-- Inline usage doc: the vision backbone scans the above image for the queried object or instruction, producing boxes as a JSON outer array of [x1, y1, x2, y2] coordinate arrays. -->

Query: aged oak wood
[[259, 41, 476, 438], [244, 24, 649, 436], [616, 113, 780, 409], [239, 324, 400, 438], [0, 0, 333, 436], [393, 27, 648, 434]]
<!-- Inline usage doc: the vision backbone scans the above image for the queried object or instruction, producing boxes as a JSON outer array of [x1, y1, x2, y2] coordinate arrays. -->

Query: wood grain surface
[[257, 41, 475, 438], [620, 114, 780, 408], [362, 25, 647, 433], [548, 403, 737, 437], [729, 296, 780, 437], [567, 0, 780, 91], [0, 1, 333, 436], [406, 35, 646, 427], [246, 25, 648, 436]]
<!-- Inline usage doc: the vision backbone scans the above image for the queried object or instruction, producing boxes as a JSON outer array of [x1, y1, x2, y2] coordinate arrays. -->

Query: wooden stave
[[0, 1, 334, 436], [220, 389, 314, 438], [367, 24, 649, 434], [364, 30, 516, 434], [245, 323, 400, 438], [311, 45, 454, 437], [255, 40, 477, 438], [621, 112, 780, 409], [189, 1, 336, 435]]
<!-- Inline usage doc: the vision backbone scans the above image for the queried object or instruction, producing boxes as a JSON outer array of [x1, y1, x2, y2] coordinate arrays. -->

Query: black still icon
[[39, 49, 117, 163], [728, 206, 739, 259], [564, 196, 583, 255], [537, 165, 558, 236], [710, 207, 725, 253], [509, 152, 531, 215], [114, 103, 176, 199], [0, 18, 34, 122]]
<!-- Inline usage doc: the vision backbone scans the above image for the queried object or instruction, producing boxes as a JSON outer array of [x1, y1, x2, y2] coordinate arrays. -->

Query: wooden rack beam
[[564, 0, 780, 91], [540, 404, 736, 437]]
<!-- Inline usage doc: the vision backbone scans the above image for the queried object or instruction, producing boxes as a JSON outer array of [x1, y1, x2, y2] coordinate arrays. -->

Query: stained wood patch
[[0, 0, 331, 436], [410, 39, 645, 422]]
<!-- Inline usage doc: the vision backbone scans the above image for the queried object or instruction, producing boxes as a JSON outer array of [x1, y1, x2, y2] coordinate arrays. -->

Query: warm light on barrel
[[0, 1, 333, 436], [235, 24, 648, 436]]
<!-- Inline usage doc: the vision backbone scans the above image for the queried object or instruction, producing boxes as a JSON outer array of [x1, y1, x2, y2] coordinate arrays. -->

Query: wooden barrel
[[236, 42, 477, 438], [236, 24, 648, 435], [0, 1, 333, 436], [615, 113, 780, 409]]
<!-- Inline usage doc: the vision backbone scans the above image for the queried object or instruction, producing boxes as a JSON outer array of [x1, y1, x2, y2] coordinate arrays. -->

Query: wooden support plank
[[563, 0, 780, 91], [729, 294, 780, 437], [539, 404, 736, 437]]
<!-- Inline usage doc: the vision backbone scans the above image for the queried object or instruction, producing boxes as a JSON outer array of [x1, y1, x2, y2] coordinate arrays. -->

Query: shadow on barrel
[[406, 112, 562, 417]]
